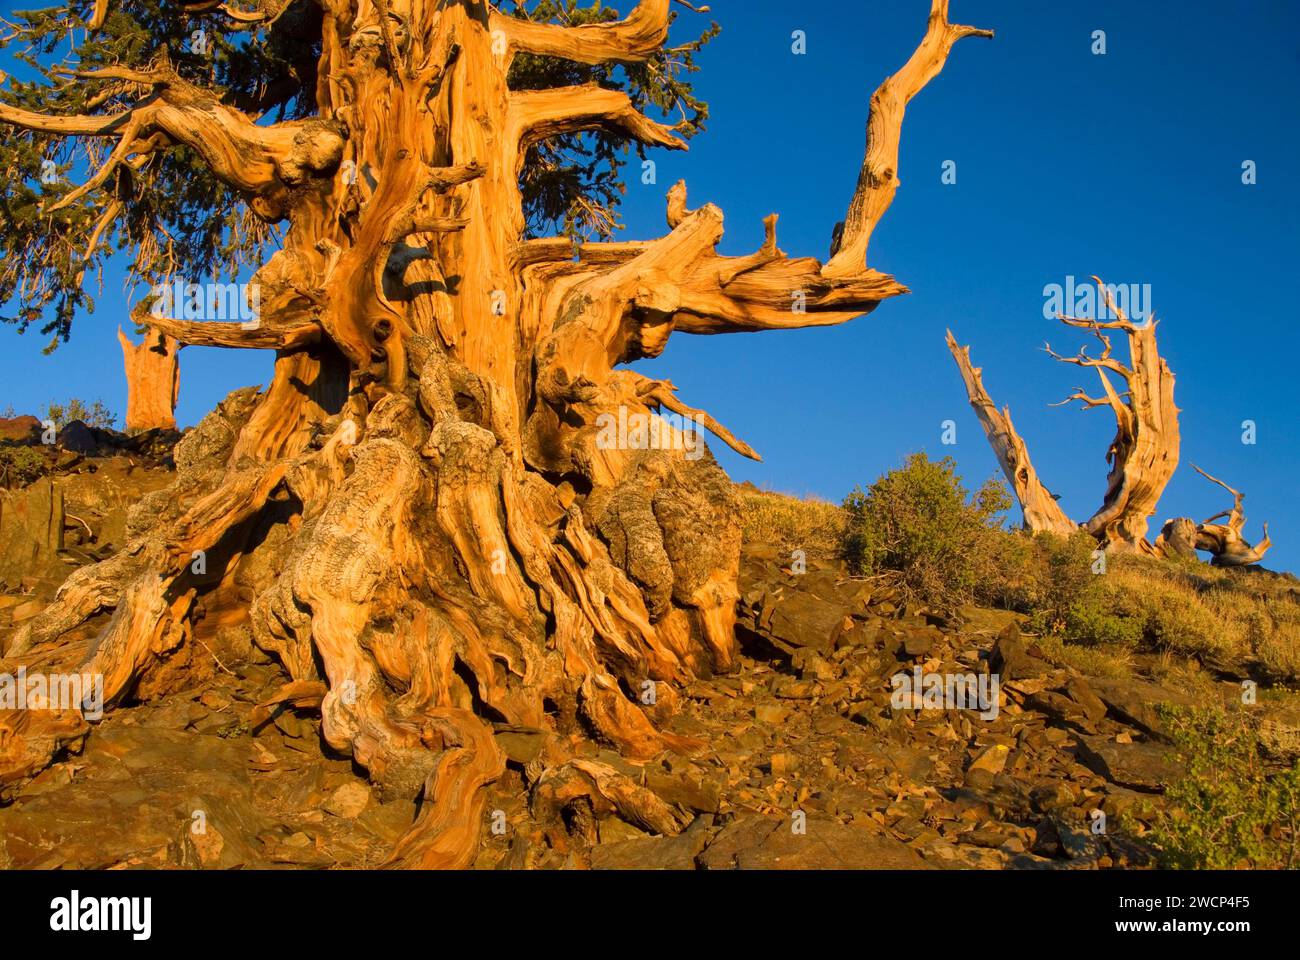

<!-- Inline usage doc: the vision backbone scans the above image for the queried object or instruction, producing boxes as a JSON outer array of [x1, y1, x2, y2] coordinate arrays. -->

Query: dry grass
[[737, 485, 844, 554], [1035, 634, 1135, 678], [1097, 556, 1300, 681]]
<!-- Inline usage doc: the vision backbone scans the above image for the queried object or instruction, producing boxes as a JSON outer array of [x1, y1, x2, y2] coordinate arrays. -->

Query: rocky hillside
[[1, 419, 1297, 869]]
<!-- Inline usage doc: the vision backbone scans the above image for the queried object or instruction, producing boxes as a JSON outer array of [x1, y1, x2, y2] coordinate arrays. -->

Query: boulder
[[54, 420, 131, 457], [1258, 703, 1300, 762], [989, 623, 1051, 680], [0, 415, 41, 443], [591, 816, 714, 870], [1063, 676, 1108, 723], [698, 816, 932, 870], [1088, 678, 1198, 742], [0, 478, 66, 591]]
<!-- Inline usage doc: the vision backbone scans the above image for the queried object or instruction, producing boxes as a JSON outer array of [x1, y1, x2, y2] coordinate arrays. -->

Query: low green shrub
[[1152, 705, 1300, 869], [841, 453, 1011, 607], [0, 444, 47, 487], [44, 398, 117, 430]]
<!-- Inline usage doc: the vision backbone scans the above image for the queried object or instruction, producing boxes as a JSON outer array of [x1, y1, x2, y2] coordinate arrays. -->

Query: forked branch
[[1049, 276, 1179, 551]]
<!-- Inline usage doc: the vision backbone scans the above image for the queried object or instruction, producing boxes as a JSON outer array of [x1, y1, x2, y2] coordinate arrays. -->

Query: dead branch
[[946, 330, 1075, 535], [1191, 465, 1272, 566]]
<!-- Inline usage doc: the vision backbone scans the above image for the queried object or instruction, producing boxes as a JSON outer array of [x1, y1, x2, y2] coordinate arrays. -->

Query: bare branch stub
[[118, 326, 179, 432]]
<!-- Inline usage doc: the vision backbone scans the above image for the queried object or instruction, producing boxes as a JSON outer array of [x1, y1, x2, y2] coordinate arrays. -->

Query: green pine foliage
[[44, 397, 117, 429], [505, 0, 718, 239], [0, 1, 717, 347], [0, 0, 307, 348]]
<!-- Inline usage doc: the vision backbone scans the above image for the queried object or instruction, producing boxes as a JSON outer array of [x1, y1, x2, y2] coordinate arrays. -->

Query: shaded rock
[[118, 427, 182, 460], [1258, 703, 1300, 762], [0, 478, 65, 591], [759, 591, 848, 654], [1026, 690, 1097, 733], [696, 815, 780, 870], [797, 653, 839, 681], [645, 768, 723, 814], [957, 827, 1009, 848], [1056, 818, 1104, 861], [698, 816, 932, 870], [1089, 678, 1198, 743], [1030, 782, 1076, 813], [55, 420, 111, 455], [598, 816, 651, 844], [1075, 736, 1184, 792], [901, 628, 936, 658], [591, 815, 714, 870], [1063, 676, 1108, 723], [1029, 817, 1062, 858], [989, 623, 1050, 680]]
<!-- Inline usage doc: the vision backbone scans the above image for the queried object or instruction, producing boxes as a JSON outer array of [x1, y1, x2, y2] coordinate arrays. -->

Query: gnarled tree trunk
[[0, 0, 991, 866], [1047, 279, 1180, 553]]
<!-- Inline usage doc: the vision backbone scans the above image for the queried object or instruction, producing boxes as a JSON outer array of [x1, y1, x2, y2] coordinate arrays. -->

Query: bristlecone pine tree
[[0, 0, 992, 865]]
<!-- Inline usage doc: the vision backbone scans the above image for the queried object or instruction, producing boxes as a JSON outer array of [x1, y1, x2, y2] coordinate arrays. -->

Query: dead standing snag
[[949, 276, 1179, 553]]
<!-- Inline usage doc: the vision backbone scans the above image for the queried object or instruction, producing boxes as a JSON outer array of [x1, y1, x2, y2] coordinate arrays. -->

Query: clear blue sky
[[2, 1, 1297, 570]]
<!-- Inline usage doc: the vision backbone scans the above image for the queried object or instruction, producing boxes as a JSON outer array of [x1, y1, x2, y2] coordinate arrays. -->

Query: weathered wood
[[1191, 466, 1272, 566], [953, 276, 1184, 554], [945, 331, 1075, 535], [824, 1, 993, 279], [1048, 277, 1180, 552], [118, 327, 179, 433]]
